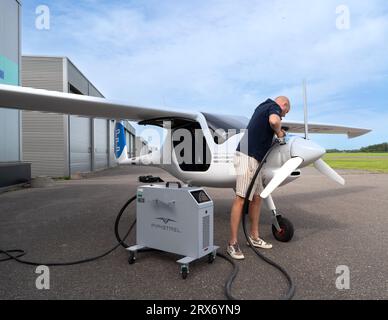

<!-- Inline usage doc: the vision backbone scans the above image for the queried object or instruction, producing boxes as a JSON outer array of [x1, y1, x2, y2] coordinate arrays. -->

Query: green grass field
[[323, 153, 388, 173]]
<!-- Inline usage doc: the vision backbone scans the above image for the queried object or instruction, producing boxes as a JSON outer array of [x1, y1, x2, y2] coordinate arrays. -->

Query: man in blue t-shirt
[[227, 97, 291, 260]]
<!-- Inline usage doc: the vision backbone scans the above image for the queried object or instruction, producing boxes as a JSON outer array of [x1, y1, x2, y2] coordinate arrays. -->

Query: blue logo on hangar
[[0, 69, 4, 80]]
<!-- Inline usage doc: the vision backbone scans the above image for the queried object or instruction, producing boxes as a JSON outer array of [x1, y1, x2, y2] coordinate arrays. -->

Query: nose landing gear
[[272, 215, 294, 243], [264, 195, 295, 243]]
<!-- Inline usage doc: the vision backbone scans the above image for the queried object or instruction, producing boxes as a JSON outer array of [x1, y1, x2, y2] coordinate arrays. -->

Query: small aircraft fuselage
[[128, 113, 326, 189]]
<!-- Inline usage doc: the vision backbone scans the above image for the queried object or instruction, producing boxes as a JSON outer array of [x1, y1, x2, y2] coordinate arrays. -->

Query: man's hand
[[269, 114, 284, 137], [276, 129, 286, 138], [275, 129, 287, 145], [270, 114, 287, 144], [276, 136, 287, 145]]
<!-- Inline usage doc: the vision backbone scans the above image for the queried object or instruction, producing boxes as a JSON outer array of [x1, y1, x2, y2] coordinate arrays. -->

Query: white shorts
[[234, 151, 264, 201]]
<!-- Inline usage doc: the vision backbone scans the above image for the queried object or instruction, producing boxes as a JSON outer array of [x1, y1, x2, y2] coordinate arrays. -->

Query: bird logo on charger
[[156, 218, 176, 225]]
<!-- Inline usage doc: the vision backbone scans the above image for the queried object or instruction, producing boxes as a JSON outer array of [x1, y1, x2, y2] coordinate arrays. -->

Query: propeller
[[260, 145, 345, 199], [260, 80, 345, 199], [314, 158, 345, 185], [260, 157, 303, 199]]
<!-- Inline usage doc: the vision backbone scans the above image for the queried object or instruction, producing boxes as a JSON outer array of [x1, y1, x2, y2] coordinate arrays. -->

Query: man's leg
[[229, 196, 245, 245], [247, 194, 273, 249], [249, 195, 262, 239]]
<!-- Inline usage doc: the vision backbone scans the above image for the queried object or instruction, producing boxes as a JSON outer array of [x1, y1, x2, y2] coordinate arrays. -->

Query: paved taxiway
[[0, 166, 387, 299]]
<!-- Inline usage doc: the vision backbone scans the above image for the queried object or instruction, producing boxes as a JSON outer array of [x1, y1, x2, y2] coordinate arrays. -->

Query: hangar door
[[94, 119, 108, 170], [126, 131, 132, 158], [70, 116, 92, 174], [109, 120, 116, 166]]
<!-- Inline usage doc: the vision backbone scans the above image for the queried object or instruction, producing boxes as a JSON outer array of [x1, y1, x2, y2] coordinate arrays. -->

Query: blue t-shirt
[[237, 99, 282, 162]]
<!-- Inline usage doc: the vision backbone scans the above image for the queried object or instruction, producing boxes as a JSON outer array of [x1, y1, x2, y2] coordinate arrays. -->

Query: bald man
[[227, 97, 291, 260]]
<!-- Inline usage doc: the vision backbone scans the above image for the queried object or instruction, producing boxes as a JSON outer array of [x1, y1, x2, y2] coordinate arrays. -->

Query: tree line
[[327, 142, 388, 153]]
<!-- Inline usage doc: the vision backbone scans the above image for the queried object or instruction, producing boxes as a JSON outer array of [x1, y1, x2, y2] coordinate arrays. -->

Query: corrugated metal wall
[[68, 60, 89, 95], [21, 57, 68, 177], [21, 56, 118, 177], [22, 56, 64, 91]]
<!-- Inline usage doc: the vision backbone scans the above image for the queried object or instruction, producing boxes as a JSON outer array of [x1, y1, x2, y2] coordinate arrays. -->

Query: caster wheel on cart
[[272, 216, 294, 243], [208, 252, 216, 264], [128, 252, 136, 265], [181, 266, 189, 279]]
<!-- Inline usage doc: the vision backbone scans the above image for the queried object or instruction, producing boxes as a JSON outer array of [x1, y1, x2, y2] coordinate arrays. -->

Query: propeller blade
[[313, 159, 345, 185], [260, 157, 304, 199]]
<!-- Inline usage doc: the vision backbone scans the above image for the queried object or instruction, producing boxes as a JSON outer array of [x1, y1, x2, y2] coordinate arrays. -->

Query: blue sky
[[21, 0, 388, 149]]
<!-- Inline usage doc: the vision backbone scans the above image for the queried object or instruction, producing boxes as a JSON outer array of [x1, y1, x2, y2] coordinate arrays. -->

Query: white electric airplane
[[0, 83, 371, 241]]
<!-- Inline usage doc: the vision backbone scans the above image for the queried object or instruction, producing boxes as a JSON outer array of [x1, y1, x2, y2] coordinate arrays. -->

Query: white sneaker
[[247, 236, 273, 249], [227, 243, 245, 260]]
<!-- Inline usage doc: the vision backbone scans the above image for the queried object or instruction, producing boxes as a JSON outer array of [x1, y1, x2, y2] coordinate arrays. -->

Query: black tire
[[128, 252, 136, 265], [272, 216, 294, 242]]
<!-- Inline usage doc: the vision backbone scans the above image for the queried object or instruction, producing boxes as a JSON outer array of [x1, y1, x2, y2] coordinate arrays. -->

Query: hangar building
[[21, 55, 136, 178], [0, 0, 137, 184]]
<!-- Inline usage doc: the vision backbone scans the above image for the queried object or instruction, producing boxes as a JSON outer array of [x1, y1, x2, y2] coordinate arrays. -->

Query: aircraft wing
[[0, 84, 198, 121], [204, 115, 371, 138], [282, 121, 371, 138], [0, 84, 371, 138]]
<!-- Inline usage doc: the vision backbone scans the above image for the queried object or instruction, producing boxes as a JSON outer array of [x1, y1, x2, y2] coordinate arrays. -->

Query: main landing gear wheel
[[272, 216, 294, 243]]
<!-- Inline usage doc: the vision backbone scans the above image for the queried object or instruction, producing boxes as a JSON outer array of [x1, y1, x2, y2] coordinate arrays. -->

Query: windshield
[[202, 112, 248, 144]]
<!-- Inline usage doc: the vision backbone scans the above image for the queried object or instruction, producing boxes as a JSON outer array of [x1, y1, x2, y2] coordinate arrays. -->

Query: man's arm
[[269, 114, 285, 137]]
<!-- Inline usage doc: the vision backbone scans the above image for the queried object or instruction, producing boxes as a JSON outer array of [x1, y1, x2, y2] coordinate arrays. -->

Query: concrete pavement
[[0, 166, 387, 300]]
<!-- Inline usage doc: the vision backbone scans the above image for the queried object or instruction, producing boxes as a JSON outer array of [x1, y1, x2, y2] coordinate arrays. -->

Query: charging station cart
[[127, 182, 219, 279]]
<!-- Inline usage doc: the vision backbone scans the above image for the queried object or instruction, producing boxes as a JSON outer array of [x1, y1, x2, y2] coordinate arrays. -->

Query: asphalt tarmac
[[0, 166, 387, 300]]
